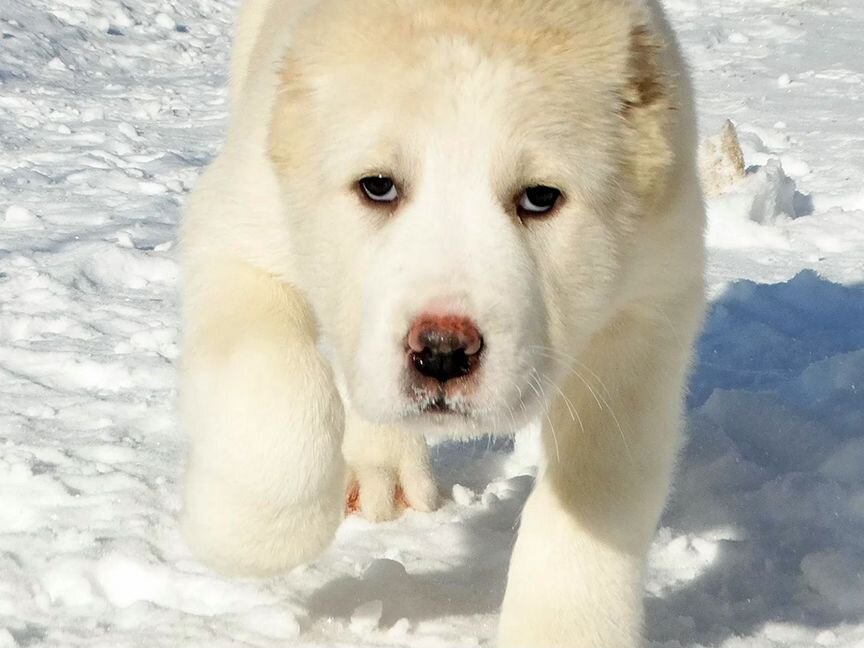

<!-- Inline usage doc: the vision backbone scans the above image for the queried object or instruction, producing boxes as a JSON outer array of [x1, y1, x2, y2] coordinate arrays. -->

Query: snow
[[0, 0, 862, 646]]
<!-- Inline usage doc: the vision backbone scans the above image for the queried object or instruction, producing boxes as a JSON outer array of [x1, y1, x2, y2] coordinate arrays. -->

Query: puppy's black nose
[[407, 315, 483, 383]]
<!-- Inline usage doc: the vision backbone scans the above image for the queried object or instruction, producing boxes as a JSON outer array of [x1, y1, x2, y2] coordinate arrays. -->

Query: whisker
[[491, 383, 521, 437], [655, 307, 681, 344], [528, 370, 560, 464], [528, 345, 614, 403], [530, 348, 607, 414], [528, 346, 634, 464], [539, 372, 585, 438]]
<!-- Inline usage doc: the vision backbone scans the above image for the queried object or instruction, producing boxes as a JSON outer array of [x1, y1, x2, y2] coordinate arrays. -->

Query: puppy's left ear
[[621, 25, 676, 206]]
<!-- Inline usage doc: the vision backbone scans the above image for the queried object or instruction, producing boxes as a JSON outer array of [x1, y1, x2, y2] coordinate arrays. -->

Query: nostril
[[463, 334, 483, 357]]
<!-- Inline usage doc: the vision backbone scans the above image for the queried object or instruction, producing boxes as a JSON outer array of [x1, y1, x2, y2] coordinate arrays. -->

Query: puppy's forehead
[[288, 0, 634, 118], [274, 0, 638, 189]]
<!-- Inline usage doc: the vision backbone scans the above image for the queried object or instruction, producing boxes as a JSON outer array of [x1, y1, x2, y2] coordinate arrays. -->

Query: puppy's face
[[270, 3, 672, 436]]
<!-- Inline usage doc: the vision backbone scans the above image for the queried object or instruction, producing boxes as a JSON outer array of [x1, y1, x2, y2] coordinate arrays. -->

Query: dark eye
[[359, 175, 398, 203], [518, 185, 561, 217]]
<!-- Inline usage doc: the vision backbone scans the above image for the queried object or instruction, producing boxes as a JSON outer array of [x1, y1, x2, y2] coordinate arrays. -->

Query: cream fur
[[179, 0, 706, 644]]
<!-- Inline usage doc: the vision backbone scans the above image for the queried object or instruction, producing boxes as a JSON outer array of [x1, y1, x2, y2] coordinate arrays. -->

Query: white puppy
[[179, 0, 706, 645]]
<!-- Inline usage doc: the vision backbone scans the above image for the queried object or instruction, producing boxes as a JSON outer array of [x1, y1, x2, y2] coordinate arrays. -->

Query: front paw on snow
[[345, 465, 438, 522]]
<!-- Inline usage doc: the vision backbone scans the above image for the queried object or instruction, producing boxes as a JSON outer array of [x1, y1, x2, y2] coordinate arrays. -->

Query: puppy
[[179, 1, 705, 645]]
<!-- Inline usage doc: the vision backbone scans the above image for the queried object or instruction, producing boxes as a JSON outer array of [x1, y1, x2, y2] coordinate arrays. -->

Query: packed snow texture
[[1, 0, 863, 646]]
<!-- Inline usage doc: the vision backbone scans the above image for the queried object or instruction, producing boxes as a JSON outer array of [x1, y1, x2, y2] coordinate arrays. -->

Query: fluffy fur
[[179, 0, 706, 645]]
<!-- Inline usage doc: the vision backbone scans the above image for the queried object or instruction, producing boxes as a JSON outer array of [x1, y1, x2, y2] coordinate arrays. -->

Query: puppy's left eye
[[518, 185, 562, 217], [359, 175, 399, 203]]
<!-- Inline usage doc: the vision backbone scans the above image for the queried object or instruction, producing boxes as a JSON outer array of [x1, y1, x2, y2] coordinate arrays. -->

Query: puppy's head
[[269, 0, 680, 436]]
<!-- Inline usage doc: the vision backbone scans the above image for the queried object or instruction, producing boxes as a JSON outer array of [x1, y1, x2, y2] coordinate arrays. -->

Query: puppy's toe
[[347, 466, 399, 522], [346, 464, 439, 522], [399, 462, 438, 513]]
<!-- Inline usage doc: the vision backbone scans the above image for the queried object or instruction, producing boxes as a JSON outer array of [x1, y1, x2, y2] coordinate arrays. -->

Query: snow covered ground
[[0, 0, 862, 646]]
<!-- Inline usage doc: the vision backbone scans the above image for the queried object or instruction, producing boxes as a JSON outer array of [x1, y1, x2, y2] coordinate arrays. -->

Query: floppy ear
[[621, 25, 676, 207]]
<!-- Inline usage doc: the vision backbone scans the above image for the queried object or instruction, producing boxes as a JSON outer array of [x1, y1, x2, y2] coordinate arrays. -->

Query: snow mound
[[649, 271, 864, 646]]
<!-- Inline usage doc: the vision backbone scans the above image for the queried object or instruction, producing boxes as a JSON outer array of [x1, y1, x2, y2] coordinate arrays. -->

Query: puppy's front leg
[[180, 260, 345, 576], [499, 315, 698, 647], [499, 466, 650, 648]]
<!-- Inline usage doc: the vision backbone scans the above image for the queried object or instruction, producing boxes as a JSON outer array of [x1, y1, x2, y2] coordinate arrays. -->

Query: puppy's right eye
[[359, 175, 398, 203]]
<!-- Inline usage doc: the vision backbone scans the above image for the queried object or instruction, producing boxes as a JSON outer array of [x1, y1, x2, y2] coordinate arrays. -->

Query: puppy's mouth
[[411, 389, 473, 418], [421, 395, 457, 415]]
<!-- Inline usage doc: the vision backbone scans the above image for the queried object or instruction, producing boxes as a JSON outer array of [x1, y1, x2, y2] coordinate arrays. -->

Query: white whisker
[[539, 372, 585, 438], [528, 346, 634, 464], [528, 370, 560, 464]]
